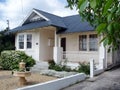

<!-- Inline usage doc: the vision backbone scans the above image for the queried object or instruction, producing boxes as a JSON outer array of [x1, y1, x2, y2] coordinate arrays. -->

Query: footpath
[[62, 67, 120, 90]]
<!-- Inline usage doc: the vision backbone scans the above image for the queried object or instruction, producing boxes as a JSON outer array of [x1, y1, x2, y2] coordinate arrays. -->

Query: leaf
[[107, 23, 113, 34], [103, 37, 109, 47], [96, 23, 107, 34], [107, 14, 112, 22], [113, 22, 120, 30], [103, 0, 113, 15], [78, 0, 85, 8], [90, 0, 96, 9], [79, 0, 88, 12]]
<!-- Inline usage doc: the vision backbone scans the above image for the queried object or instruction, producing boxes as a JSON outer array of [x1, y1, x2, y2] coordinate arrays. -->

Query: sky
[[0, 0, 78, 30]]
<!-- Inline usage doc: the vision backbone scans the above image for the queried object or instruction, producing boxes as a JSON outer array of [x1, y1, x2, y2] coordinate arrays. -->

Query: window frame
[[89, 34, 98, 51], [18, 34, 24, 50], [26, 34, 32, 49], [79, 34, 98, 52], [17, 33, 33, 50], [79, 35, 87, 51]]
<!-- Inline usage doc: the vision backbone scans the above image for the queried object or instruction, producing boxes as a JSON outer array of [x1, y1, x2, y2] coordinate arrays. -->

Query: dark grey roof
[[8, 21, 50, 33], [9, 9, 94, 34], [58, 15, 94, 34], [34, 9, 67, 28]]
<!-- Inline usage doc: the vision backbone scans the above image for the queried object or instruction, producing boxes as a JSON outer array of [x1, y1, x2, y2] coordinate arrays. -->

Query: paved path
[[62, 67, 120, 90]]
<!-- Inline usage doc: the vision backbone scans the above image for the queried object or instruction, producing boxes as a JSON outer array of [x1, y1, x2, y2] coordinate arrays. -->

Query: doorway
[[61, 38, 66, 51]]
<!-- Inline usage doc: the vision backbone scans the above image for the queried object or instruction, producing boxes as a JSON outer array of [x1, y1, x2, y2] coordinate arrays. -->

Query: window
[[89, 34, 98, 51], [18, 35, 24, 49], [27, 34, 32, 49], [79, 35, 87, 51]]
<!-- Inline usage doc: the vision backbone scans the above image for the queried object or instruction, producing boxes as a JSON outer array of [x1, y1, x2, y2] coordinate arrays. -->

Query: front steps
[[31, 61, 49, 72]]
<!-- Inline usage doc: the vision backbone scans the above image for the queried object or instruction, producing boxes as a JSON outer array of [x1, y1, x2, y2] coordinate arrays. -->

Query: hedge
[[0, 50, 35, 70]]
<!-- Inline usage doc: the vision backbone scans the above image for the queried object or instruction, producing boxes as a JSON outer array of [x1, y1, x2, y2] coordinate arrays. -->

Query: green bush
[[0, 50, 35, 70], [48, 60, 71, 72], [77, 62, 90, 75]]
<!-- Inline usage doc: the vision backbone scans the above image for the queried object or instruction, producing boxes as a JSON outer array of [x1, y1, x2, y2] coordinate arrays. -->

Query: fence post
[[90, 59, 94, 78]]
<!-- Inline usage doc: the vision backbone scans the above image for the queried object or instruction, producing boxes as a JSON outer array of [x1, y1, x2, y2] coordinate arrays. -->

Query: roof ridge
[[33, 8, 63, 19], [63, 14, 79, 18]]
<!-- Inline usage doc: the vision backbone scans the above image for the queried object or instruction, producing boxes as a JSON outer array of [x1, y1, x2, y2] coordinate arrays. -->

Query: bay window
[[18, 35, 24, 49], [27, 34, 32, 49], [18, 34, 32, 49]]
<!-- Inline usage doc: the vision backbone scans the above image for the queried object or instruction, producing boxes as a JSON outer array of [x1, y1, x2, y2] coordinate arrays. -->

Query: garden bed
[[0, 70, 57, 90]]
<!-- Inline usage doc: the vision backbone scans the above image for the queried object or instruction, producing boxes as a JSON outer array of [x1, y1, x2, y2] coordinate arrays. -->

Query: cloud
[[0, 0, 78, 30]]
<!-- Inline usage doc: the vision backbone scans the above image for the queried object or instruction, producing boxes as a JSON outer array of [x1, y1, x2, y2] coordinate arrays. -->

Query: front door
[[61, 38, 66, 51]]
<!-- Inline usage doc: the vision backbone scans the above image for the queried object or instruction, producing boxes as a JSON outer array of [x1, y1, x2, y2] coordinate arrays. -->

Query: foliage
[[0, 50, 35, 70], [0, 30, 15, 53], [77, 62, 90, 75], [48, 60, 90, 74], [48, 60, 71, 72], [67, 0, 120, 51]]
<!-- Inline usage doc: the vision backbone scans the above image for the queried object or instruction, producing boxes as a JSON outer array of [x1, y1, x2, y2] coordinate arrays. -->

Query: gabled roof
[[34, 9, 66, 28], [58, 15, 94, 34], [9, 21, 50, 33], [9, 8, 94, 34]]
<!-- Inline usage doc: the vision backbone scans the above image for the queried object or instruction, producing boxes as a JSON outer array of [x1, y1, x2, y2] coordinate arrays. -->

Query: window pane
[[89, 34, 98, 51], [19, 35, 24, 42], [79, 35, 87, 51], [19, 42, 24, 49], [27, 34, 32, 49], [27, 42, 32, 48], [18, 35, 24, 49]]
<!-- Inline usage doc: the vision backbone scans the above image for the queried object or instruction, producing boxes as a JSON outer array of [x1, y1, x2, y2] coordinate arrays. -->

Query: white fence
[[90, 59, 104, 78], [63, 51, 99, 63]]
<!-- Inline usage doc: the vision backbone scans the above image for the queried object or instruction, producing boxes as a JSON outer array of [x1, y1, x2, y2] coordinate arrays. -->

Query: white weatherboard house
[[9, 8, 118, 69]]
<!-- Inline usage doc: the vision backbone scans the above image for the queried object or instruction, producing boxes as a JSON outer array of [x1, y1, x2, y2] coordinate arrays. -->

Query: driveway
[[62, 67, 120, 90]]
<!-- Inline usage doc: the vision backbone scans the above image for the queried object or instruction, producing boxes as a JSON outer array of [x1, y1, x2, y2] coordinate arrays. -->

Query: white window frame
[[18, 34, 25, 50], [26, 34, 32, 49], [17, 33, 33, 50]]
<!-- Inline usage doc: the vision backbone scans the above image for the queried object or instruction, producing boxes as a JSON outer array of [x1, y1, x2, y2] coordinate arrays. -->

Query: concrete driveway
[[62, 67, 120, 90]]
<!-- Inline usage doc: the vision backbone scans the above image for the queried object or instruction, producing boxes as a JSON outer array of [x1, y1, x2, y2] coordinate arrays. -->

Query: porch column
[[54, 30, 57, 47], [53, 30, 63, 64], [99, 35, 106, 69]]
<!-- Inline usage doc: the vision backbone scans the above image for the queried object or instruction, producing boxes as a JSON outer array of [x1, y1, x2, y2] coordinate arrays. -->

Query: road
[[62, 67, 120, 90]]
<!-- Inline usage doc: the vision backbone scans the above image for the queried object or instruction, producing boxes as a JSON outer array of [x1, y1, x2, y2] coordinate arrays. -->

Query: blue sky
[[0, 0, 77, 30], [0, 0, 6, 3]]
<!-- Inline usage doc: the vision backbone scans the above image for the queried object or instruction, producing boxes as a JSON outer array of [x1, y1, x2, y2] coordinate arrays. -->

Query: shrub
[[0, 50, 35, 70], [48, 60, 71, 72], [77, 62, 90, 75]]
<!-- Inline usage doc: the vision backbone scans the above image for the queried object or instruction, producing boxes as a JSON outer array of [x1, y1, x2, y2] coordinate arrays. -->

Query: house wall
[[39, 28, 55, 61], [59, 31, 99, 63], [15, 30, 40, 61], [15, 27, 55, 62]]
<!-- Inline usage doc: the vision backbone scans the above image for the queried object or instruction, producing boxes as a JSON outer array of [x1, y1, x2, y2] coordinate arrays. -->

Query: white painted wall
[[59, 31, 99, 63], [39, 28, 55, 61], [15, 30, 40, 61]]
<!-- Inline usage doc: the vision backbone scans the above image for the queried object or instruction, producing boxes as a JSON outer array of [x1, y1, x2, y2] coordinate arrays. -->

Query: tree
[[0, 30, 15, 53], [67, 0, 120, 51]]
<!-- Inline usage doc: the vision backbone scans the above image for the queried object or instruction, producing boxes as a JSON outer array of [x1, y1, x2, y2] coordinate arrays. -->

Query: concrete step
[[31, 61, 49, 72]]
